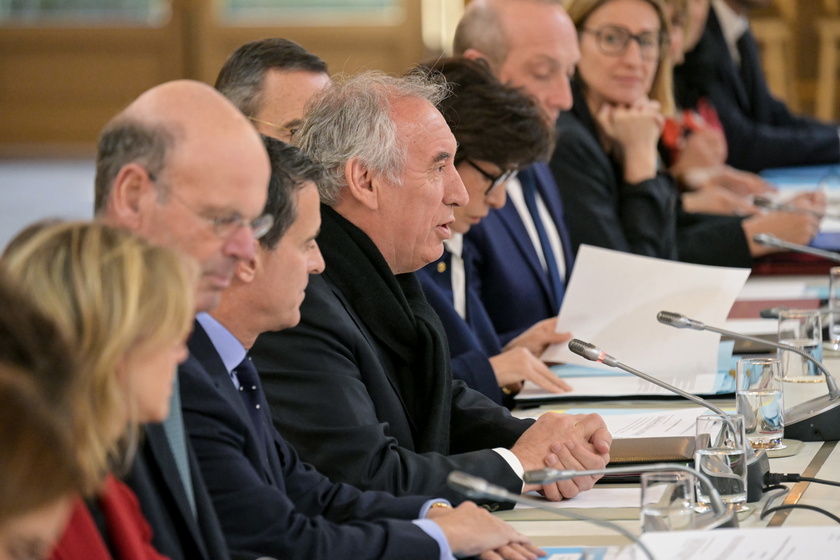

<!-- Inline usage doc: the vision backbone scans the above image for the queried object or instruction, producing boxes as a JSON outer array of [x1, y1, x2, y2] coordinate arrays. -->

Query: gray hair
[[94, 119, 174, 214], [293, 71, 449, 207]]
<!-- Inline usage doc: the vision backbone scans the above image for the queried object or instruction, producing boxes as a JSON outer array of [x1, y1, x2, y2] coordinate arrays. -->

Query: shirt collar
[[712, 0, 749, 57], [443, 233, 463, 259], [196, 312, 247, 376]]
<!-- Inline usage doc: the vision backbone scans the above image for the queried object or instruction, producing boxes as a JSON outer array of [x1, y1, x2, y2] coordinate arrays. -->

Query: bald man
[[453, 0, 579, 345], [95, 80, 271, 560]]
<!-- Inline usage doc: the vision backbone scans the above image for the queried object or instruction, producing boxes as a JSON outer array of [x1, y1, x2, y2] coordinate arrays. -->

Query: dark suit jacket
[[51, 476, 166, 560], [179, 322, 441, 559], [551, 80, 752, 268], [124, 417, 230, 560], [679, 7, 839, 173], [250, 272, 531, 507], [417, 249, 505, 406], [463, 163, 574, 345]]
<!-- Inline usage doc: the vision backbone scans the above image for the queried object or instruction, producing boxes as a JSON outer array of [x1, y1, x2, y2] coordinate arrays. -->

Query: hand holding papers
[[542, 246, 750, 376]]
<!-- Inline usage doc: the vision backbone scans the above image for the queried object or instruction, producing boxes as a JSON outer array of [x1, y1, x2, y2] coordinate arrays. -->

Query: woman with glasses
[[2, 222, 195, 560], [552, 0, 822, 266], [552, 0, 679, 259], [414, 57, 572, 406]]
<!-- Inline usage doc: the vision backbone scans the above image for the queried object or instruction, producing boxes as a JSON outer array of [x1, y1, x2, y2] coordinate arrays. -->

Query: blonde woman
[[3, 222, 195, 560]]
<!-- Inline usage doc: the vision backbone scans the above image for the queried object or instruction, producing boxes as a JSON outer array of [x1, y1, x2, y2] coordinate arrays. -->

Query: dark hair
[[94, 119, 174, 214], [0, 269, 82, 522], [215, 38, 328, 118], [0, 266, 76, 409], [259, 136, 325, 250], [415, 56, 553, 169]]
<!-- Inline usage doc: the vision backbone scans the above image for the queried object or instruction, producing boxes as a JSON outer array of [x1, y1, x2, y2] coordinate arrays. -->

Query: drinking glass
[[777, 309, 825, 407], [694, 414, 747, 509], [827, 267, 840, 352], [736, 358, 784, 450], [640, 471, 695, 533]]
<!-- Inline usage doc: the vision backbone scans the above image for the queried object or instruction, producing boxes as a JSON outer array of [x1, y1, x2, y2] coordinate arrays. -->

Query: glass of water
[[736, 358, 784, 450], [640, 471, 695, 532], [694, 413, 747, 510], [827, 267, 840, 352], [777, 309, 824, 407]]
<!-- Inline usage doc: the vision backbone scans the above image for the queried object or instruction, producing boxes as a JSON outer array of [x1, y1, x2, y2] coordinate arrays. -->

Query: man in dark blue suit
[[95, 80, 272, 560], [454, 0, 580, 345], [179, 137, 541, 560], [415, 57, 571, 407], [678, 0, 840, 173]]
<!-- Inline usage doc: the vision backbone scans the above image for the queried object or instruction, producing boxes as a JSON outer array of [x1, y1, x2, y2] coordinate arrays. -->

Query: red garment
[[662, 98, 725, 166], [51, 475, 169, 560]]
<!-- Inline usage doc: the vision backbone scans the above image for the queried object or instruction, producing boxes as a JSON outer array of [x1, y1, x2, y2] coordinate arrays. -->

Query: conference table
[[501, 272, 840, 551]]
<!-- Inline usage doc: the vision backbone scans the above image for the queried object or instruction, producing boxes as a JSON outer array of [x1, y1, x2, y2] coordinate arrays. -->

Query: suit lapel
[[707, 9, 751, 113], [499, 167, 557, 305], [188, 322, 279, 486], [531, 162, 575, 280], [320, 272, 421, 442], [143, 424, 208, 554]]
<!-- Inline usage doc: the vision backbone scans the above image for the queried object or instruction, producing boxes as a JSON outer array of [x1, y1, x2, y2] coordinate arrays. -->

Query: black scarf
[[318, 205, 452, 454]]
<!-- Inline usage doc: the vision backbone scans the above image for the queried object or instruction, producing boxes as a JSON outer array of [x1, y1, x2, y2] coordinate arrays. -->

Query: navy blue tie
[[234, 356, 269, 447], [520, 178, 565, 311]]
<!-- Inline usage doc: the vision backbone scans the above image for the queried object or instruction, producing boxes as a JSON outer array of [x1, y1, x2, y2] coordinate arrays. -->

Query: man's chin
[[195, 288, 224, 313]]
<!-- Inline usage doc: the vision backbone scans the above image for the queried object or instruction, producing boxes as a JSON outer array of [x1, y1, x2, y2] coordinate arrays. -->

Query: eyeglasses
[[582, 25, 668, 61], [147, 170, 275, 240], [466, 160, 516, 196], [248, 116, 297, 141]]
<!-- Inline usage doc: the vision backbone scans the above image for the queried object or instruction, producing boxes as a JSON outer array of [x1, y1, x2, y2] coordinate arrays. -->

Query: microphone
[[447, 472, 657, 559], [752, 233, 840, 263], [568, 339, 769, 503], [657, 311, 840, 442], [522, 464, 737, 530]]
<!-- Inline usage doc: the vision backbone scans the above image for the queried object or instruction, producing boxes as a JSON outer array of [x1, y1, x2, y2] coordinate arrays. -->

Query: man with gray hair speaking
[[249, 71, 612, 508]]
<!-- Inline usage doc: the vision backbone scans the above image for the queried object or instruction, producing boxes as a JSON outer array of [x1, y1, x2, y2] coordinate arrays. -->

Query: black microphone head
[[568, 339, 596, 359]]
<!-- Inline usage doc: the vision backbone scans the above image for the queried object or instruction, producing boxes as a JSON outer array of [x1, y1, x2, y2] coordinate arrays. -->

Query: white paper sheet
[[604, 407, 706, 438], [541, 246, 750, 376], [736, 275, 825, 301], [618, 526, 840, 560], [515, 374, 720, 401], [514, 488, 641, 510]]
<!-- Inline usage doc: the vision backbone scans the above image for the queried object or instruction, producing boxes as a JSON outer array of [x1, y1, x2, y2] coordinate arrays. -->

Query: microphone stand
[[753, 233, 840, 263], [447, 471, 657, 560], [658, 311, 840, 442], [568, 339, 769, 503], [523, 464, 738, 530]]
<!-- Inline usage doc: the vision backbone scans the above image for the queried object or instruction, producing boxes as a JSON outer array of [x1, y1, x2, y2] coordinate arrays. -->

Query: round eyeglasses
[[147, 170, 274, 241], [582, 25, 668, 61]]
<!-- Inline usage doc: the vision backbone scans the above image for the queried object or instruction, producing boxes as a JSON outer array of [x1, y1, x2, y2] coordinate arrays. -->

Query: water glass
[[640, 471, 695, 532], [736, 358, 784, 450], [827, 267, 840, 351], [777, 309, 825, 407], [694, 414, 747, 508]]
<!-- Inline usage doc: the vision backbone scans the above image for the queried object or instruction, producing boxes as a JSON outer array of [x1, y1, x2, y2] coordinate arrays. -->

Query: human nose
[[486, 183, 507, 209], [309, 243, 326, 274], [549, 74, 574, 112], [446, 167, 469, 208], [224, 225, 258, 262]]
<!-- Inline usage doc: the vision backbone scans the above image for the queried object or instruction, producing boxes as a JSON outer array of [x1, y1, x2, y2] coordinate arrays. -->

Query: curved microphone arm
[[447, 471, 655, 560], [657, 311, 840, 400], [524, 464, 737, 531], [567, 339, 728, 416]]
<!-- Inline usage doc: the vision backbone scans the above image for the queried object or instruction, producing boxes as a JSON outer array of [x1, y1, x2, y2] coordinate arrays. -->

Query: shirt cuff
[[412, 519, 455, 560], [418, 498, 452, 519], [492, 447, 525, 492]]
